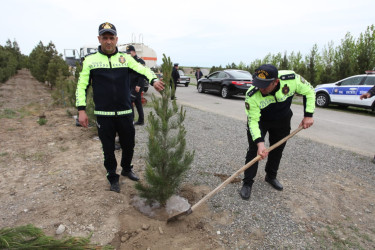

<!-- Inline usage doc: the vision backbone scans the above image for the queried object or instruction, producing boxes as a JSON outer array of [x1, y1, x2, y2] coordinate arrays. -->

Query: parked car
[[314, 71, 375, 111], [177, 70, 190, 87], [197, 69, 253, 98]]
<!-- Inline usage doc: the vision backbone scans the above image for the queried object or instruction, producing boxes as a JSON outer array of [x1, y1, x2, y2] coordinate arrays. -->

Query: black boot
[[240, 183, 252, 200], [110, 181, 120, 193], [121, 165, 139, 181], [265, 175, 283, 190]]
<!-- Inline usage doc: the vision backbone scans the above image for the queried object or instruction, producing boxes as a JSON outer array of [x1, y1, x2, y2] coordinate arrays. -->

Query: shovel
[[167, 126, 303, 223]]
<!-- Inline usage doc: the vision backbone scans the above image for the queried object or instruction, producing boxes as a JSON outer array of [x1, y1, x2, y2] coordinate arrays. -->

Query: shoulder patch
[[85, 52, 97, 58], [280, 74, 295, 80], [247, 87, 258, 97]]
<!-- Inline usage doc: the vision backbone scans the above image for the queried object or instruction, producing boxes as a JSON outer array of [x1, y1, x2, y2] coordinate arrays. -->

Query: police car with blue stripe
[[314, 71, 375, 111]]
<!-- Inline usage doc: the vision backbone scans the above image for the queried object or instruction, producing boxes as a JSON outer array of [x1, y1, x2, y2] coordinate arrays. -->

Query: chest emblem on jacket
[[282, 85, 290, 95], [119, 55, 126, 64]]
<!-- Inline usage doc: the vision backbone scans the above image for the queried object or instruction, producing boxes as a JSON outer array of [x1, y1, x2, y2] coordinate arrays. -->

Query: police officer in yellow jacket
[[76, 22, 164, 193], [240, 64, 315, 200]]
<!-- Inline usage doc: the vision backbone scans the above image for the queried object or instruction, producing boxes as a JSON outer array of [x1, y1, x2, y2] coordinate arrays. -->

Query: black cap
[[98, 22, 117, 36], [126, 45, 135, 53], [174, 63, 179, 66], [252, 64, 278, 88]]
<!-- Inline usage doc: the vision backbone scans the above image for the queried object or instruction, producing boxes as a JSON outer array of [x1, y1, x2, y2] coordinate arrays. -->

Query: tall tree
[[305, 44, 320, 85], [356, 24, 375, 73], [334, 32, 357, 79]]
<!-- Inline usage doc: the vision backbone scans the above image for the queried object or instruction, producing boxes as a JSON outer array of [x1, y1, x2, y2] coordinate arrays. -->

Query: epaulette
[[247, 86, 258, 97], [84, 52, 98, 58], [280, 73, 295, 80]]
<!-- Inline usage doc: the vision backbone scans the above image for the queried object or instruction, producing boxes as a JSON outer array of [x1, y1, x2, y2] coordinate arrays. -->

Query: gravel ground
[[134, 104, 375, 249]]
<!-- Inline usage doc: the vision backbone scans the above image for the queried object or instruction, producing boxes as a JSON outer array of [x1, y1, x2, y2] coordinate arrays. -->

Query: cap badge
[[102, 22, 112, 29], [258, 73, 266, 79]]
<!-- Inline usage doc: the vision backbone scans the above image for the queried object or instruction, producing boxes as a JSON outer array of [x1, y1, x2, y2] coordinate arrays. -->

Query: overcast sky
[[1, 0, 374, 67]]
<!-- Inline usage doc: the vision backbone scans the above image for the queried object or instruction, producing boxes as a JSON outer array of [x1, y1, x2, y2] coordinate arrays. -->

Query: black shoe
[[115, 143, 121, 150], [134, 121, 144, 126], [110, 182, 120, 193], [240, 184, 252, 200], [121, 169, 139, 181], [265, 175, 283, 191]]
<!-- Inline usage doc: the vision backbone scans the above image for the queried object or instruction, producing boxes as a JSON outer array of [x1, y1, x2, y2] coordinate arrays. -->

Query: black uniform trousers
[[243, 112, 292, 185], [96, 115, 135, 184], [132, 89, 144, 123], [171, 80, 177, 99]]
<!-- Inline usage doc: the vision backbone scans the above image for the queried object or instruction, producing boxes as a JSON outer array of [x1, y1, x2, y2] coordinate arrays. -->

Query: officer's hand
[[360, 93, 371, 100], [78, 110, 89, 128], [300, 117, 314, 129], [153, 80, 165, 92], [135, 86, 141, 93], [257, 142, 268, 159]]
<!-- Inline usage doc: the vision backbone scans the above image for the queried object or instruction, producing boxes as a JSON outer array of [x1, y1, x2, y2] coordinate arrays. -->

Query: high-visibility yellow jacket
[[76, 46, 156, 116], [245, 70, 315, 143]]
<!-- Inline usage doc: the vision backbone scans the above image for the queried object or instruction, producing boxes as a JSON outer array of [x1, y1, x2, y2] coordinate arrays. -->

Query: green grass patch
[[37, 117, 47, 125], [0, 152, 9, 157], [0, 109, 17, 119]]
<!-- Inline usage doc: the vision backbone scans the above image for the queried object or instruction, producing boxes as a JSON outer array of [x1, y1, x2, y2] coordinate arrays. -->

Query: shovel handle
[[191, 126, 303, 212]]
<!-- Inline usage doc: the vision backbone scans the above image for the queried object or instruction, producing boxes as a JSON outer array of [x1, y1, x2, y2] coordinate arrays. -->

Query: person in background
[[360, 85, 375, 163], [195, 68, 203, 83], [126, 45, 146, 126], [171, 63, 180, 100], [240, 64, 315, 200], [76, 22, 164, 193]]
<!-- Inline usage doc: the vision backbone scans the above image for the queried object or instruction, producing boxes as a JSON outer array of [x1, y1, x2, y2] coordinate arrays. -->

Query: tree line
[[0, 39, 95, 121], [210, 24, 375, 86], [0, 39, 28, 83]]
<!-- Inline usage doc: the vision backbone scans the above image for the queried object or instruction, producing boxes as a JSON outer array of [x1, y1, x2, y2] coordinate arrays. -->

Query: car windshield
[[228, 71, 253, 79], [178, 70, 185, 76]]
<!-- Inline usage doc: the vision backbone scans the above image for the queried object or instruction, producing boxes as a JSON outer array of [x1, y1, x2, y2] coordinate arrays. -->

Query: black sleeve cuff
[[150, 78, 157, 86], [254, 137, 264, 144], [304, 112, 313, 117], [78, 106, 86, 111]]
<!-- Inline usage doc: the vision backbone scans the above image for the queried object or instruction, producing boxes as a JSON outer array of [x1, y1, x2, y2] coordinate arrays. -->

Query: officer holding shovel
[[240, 64, 315, 200]]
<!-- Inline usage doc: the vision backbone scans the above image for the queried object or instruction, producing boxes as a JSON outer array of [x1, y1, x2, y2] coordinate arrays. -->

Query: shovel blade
[[166, 207, 192, 223]]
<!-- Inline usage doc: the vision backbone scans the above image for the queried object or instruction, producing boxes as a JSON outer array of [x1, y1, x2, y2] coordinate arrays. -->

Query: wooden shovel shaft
[[190, 126, 303, 212]]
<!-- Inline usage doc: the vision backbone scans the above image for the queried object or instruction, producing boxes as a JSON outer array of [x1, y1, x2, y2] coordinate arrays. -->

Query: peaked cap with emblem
[[99, 22, 117, 36], [252, 64, 278, 88]]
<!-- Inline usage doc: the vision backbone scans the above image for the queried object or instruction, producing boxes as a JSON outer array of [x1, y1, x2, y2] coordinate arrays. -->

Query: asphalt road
[[146, 85, 374, 157]]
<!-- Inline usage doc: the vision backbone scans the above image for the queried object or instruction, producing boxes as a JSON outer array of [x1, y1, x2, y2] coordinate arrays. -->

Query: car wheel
[[185, 83, 189, 87], [316, 93, 330, 107], [221, 86, 230, 98], [197, 83, 204, 93]]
